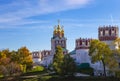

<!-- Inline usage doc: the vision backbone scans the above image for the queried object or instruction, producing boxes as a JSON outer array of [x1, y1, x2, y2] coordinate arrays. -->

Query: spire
[[57, 19, 61, 31]]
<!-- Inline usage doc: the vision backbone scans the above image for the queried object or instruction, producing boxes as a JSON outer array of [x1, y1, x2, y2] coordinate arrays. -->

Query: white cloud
[[0, 0, 93, 24], [66, 0, 92, 6]]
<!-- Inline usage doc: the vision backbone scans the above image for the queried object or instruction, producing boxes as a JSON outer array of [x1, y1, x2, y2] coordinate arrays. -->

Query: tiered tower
[[51, 20, 67, 55], [98, 25, 119, 49], [75, 38, 92, 64]]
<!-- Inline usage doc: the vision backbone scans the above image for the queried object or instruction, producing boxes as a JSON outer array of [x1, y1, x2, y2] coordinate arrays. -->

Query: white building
[[32, 22, 119, 76], [32, 50, 51, 65], [32, 51, 42, 64], [69, 38, 104, 76], [70, 25, 119, 76]]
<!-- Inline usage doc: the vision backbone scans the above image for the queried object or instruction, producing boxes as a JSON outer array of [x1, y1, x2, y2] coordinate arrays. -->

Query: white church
[[32, 21, 119, 76]]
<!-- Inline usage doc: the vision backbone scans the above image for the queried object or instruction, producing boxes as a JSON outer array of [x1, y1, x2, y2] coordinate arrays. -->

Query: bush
[[115, 70, 120, 78], [77, 67, 94, 75], [76, 63, 94, 75]]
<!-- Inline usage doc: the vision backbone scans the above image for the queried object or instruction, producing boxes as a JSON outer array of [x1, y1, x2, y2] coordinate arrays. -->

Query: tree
[[0, 49, 11, 66], [0, 47, 33, 76], [89, 39, 117, 76], [6, 62, 22, 76], [10, 50, 19, 63], [62, 54, 76, 75], [17, 47, 33, 72], [53, 45, 64, 75], [114, 38, 120, 57], [113, 38, 120, 77]]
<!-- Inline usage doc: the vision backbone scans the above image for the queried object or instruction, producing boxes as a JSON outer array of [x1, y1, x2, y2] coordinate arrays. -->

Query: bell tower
[[51, 20, 67, 55]]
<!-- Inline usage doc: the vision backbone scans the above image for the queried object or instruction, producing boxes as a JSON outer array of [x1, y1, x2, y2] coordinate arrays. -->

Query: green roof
[[69, 50, 76, 55], [62, 48, 67, 51], [77, 63, 90, 69]]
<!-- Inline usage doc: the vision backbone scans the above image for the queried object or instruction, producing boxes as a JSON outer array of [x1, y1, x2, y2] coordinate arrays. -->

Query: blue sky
[[0, 0, 120, 52]]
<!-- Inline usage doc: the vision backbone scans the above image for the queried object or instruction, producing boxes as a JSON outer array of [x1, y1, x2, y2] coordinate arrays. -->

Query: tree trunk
[[102, 59, 106, 77]]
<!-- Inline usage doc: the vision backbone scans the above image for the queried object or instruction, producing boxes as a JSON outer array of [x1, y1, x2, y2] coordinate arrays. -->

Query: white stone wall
[[75, 49, 91, 64], [41, 55, 53, 67], [33, 58, 42, 64], [102, 40, 118, 50]]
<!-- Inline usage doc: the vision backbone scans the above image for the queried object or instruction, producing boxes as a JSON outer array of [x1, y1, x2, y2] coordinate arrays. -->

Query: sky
[[0, 0, 120, 52]]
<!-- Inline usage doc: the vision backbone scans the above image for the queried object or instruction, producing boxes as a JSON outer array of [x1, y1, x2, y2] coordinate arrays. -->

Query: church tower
[[98, 25, 119, 49], [51, 20, 67, 55]]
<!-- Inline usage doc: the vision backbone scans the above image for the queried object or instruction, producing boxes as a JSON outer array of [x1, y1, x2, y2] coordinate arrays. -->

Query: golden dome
[[54, 26, 57, 34], [57, 25, 61, 31]]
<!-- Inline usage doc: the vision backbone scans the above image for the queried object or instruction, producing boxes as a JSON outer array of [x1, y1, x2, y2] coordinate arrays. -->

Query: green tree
[[89, 39, 117, 76], [62, 54, 76, 75], [113, 38, 120, 77], [53, 45, 64, 75], [114, 38, 120, 57]]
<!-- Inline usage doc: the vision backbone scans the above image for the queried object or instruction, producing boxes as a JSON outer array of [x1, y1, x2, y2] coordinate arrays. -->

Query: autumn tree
[[0, 49, 11, 65], [53, 45, 64, 75], [0, 47, 33, 76], [89, 39, 118, 76], [0, 49, 22, 76], [17, 47, 33, 72]]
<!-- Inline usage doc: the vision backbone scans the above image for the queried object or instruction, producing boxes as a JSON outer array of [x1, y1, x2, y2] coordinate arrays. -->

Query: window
[[56, 41, 58, 44], [111, 30, 115, 36], [100, 31, 103, 36], [105, 30, 109, 35], [88, 42, 90, 45], [82, 41, 85, 45], [61, 41, 64, 44]]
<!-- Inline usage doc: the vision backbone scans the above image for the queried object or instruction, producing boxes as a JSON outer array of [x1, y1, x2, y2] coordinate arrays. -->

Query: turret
[[98, 25, 119, 50], [98, 25, 119, 41], [75, 38, 92, 50]]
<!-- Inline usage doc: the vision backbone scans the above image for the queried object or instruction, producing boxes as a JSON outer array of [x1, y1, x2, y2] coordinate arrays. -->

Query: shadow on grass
[[1, 72, 120, 81]]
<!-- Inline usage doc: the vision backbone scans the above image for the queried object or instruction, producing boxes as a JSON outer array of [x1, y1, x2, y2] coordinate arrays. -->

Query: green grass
[[27, 66, 44, 72]]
